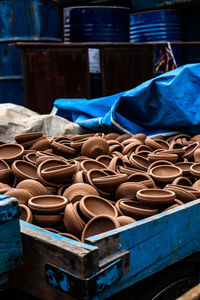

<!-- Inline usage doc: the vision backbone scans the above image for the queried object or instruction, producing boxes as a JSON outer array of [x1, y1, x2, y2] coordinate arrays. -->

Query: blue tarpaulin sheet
[[54, 63, 200, 135]]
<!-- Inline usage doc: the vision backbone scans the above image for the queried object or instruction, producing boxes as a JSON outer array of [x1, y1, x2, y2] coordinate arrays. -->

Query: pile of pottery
[[1, 131, 200, 243]]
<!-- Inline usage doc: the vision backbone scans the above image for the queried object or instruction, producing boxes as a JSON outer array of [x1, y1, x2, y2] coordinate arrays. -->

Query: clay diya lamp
[[0, 169, 14, 186], [92, 173, 128, 193], [121, 138, 143, 147], [81, 215, 120, 242], [122, 142, 140, 156], [73, 201, 87, 225], [19, 204, 33, 223], [57, 184, 70, 196], [108, 142, 123, 154], [115, 182, 146, 200], [168, 142, 185, 156], [63, 183, 99, 203], [148, 152, 178, 164], [129, 154, 150, 171], [149, 165, 183, 184], [81, 137, 109, 158], [59, 232, 81, 242], [0, 183, 11, 194], [12, 160, 38, 181], [108, 157, 124, 172], [145, 138, 166, 150], [183, 142, 199, 161], [175, 162, 194, 176], [28, 195, 68, 214], [81, 159, 107, 172], [20, 137, 46, 149], [16, 179, 48, 197], [96, 155, 112, 167], [51, 140, 77, 157], [33, 214, 63, 228], [24, 152, 37, 165], [163, 204, 180, 212], [169, 133, 191, 144], [79, 195, 118, 220], [192, 180, 200, 190], [136, 188, 175, 207], [15, 132, 43, 144], [105, 133, 120, 140], [5, 188, 33, 205], [135, 144, 152, 154], [147, 160, 173, 173], [41, 162, 77, 184], [171, 185, 200, 198], [172, 176, 192, 186], [0, 159, 10, 170], [73, 171, 87, 184], [117, 165, 144, 176], [132, 133, 147, 143], [116, 215, 136, 226], [115, 199, 128, 216], [164, 185, 197, 203], [128, 173, 155, 188], [136, 151, 151, 158], [119, 199, 159, 219], [0, 143, 24, 163], [193, 148, 200, 162], [29, 137, 51, 151], [190, 163, 200, 178], [151, 139, 169, 150], [64, 203, 85, 238], [70, 138, 88, 150], [116, 133, 132, 142]]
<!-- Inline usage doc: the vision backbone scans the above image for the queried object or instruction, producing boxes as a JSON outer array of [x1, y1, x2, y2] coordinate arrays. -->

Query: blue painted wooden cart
[[10, 199, 200, 299], [0, 195, 22, 289]]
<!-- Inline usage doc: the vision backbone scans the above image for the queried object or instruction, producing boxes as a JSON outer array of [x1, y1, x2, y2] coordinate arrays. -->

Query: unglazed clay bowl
[[136, 188, 175, 206], [5, 188, 33, 205], [190, 163, 200, 178], [28, 195, 68, 213], [116, 215, 136, 226], [171, 185, 200, 197], [81, 159, 107, 172], [116, 133, 132, 142], [115, 182, 146, 200], [73, 170, 86, 184], [0, 169, 14, 186], [19, 204, 33, 223], [145, 138, 165, 150], [108, 157, 124, 172], [128, 173, 155, 188], [0, 143, 24, 163], [119, 200, 159, 219], [172, 176, 192, 186], [64, 203, 85, 238], [63, 183, 99, 203], [163, 204, 180, 212], [164, 185, 197, 203], [129, 154, 150, 171], [12, 160, 38, 181], [16, 179, 48, 197], [59, 232, 81, 242], [79, 195, 118, 220], [193, 148, 200, 162], [81, 215, 120, 242], [96, 155, 112, 167], [81, 137, 109, 158], [92, 174, 128, 193], [149, 165, 183, 184], [147, 160, 173, 173], [175, 162, 194, 176], [147, 152, 178, 163], [183, 142, 199, 160], [15, 132, 43, 144], [24, 152, 37, 164], [51, 140, 77, 157], [33, 214, 63, 228], [0, 159, 10, 170], [41, 162, 77, 184]]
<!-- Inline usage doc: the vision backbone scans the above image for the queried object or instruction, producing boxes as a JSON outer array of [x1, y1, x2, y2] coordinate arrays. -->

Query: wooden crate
[[11, 199, 200, 299], [0, 195, 22, 287]]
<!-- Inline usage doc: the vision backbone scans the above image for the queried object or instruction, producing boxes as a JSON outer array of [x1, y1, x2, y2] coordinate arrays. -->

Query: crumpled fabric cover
[[0, 104, 85, 142], [54, 63, 200, 135]]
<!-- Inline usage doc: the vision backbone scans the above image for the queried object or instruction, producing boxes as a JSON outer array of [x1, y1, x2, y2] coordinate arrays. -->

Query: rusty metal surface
[[100, 46, 154, 96], [20, 47, 90, 114]]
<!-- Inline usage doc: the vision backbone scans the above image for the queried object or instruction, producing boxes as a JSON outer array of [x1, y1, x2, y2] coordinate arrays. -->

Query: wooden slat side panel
[[176, 283, 200, 300]]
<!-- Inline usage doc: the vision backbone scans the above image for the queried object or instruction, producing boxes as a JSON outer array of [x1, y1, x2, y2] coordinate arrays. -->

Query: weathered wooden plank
[[176, 284, 200, 300], [86, 200, 200, 299]]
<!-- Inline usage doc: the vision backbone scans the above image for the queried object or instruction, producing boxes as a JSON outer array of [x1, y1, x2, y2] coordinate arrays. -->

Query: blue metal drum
[[130, 10, 181, 42], [64, 6, 130, 43], [0, 0, 61, 105]]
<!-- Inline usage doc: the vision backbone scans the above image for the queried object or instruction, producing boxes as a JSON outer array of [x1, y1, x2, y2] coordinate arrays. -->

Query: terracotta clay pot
[[145, 138, 166, 150], [132, 133, 147, 143], [108, 157, 124, 172], [149, 165, 183, 184], [63, 203, 85, 238], [92, 174, 128, 193], [135, 144, 152, 154], [0, 143, 24, 163], [24, 152, 37, 164], [5, 188, 33, 205], [192, 180, 200, 190], [12, 160, 38, 181], [119, 200, 159, 219], [116, 133, 132, 142], [147, 160, 173, 173], [164, 185, 197, 203], [29, 137, 50, 151], [19, 204, 33, 223], [73, 171, 86, 184], [81, 215, 120, 242], [121, 138, 142, 147], [63, 183, 99, 203], [105, 133, 120, 140], [128, 173, 155, 188], [16, 179, 48, 197], [33, 213, 63, 228], [122, 142, 141, 156], [79, 195, 118, 220], [183, 142, 199, 160], [190, 163, 200, 178], [15, 132, 43, 144], [172, 176, 192, 186], [81, 137, 109, 158], [59, 232, 81, 242], [147, 152, 178, 163], [0, 169, 14, 186], [96, 155, 112, 167], [28, 195, 68, 213], [171, 185, 200, 197], [81, 159, 107, 172], [175, 162, 194, 176], [116, 215, 136, 226], [129, 154, 150, 171], [0, 159, 10, 170], [41, 163, 77, 184], [136, 188, 175, 206], [51, 140, 77, 157], [193, 148, 200, 162], [115, 182, 147, 200]]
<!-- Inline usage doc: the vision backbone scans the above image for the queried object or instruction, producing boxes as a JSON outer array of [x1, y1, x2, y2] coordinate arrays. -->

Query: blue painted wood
[[0, 195, 22, 283], [86, 200, 200, 299]]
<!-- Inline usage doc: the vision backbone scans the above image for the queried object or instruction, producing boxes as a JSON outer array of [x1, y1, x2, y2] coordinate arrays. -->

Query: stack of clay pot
[[1, 131, 200, 242]]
